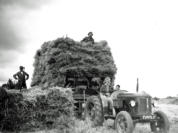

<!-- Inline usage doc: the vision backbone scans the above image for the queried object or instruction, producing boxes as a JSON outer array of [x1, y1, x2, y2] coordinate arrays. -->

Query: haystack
[[0, 87, 74, 132], [31, 37, 117, 88]]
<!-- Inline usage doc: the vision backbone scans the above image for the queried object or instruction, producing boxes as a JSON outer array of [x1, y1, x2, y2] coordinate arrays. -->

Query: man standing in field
[[13, 66, 29, 91]]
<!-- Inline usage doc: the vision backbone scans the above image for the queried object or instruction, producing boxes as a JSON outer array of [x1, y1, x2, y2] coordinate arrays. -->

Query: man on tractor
[[100, 77, 116, 117]]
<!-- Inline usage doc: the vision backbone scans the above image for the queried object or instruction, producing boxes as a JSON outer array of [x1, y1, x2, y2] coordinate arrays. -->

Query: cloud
[[0, 0, 56, 67], [0, 0, 54, 51], [0, 69, 9, 83], [0, 16, 24, 51], [0, 0, 52, 9], [0, 8, 26, 66], [0, 51, 19, 67]]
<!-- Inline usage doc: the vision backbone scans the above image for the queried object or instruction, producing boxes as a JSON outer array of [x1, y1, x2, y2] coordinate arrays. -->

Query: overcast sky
[[0, 0, 178, 98]]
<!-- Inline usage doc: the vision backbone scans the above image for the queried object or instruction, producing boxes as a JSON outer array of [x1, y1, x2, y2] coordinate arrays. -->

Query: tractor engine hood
[[111, 90, 151, 100]]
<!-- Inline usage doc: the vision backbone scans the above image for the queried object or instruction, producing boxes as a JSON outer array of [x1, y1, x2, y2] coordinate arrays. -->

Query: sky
[[0, 0, 178, 98]]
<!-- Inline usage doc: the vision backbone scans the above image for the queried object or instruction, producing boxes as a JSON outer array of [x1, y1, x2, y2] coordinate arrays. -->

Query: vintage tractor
[[64, 74, 170, 133], [111, 90, 170, 133]]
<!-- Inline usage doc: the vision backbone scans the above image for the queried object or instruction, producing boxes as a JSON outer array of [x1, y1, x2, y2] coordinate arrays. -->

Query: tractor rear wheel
[[84, 96, 104, 126], [114, 111, 134, 133]]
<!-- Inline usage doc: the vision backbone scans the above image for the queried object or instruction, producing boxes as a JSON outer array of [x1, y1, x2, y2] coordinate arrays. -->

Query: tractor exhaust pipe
[[136, 78, 139, 93]]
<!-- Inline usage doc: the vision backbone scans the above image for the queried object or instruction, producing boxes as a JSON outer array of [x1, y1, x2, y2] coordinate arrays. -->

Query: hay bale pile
[[0, 89, 23, 131], [31, 37, 117, 88], [0, 87, 74, 132]]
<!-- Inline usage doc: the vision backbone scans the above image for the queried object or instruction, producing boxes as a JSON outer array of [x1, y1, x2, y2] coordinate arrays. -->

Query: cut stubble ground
[[30, 103, 178, 133]]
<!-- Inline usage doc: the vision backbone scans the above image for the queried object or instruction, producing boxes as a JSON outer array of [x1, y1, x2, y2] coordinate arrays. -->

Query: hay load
[[0, 87, 74, 132], [31, 37, 117, 88]]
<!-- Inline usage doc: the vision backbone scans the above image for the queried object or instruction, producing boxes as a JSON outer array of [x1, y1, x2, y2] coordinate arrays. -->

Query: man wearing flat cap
[[13, 66, 29, 91], [81, 32, 95, 44]]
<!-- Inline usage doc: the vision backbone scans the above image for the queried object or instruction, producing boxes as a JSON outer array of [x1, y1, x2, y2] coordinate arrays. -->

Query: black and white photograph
[[0, 0, 178, 132]]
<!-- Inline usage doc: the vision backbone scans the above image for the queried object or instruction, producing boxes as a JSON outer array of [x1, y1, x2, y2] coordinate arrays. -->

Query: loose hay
[[0, 87, 74, 132], [0, 36, 118, 132], [31, 37, 117, 88]]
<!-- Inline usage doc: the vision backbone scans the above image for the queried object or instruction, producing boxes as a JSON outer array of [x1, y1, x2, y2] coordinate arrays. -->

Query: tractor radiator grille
[[139, 98, 148, 113]]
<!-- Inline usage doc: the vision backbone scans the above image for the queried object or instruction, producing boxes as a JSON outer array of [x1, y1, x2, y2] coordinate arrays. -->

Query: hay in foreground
[[0, 87, 74, 132]]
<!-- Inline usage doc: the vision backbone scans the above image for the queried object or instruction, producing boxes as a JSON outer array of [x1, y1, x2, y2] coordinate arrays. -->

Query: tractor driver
[[115, 84, 120, 91], [100, 77, 116, 117]]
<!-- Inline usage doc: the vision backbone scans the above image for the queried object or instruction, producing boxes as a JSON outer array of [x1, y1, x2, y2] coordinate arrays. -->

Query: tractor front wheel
[[150, 111, 170, 133]]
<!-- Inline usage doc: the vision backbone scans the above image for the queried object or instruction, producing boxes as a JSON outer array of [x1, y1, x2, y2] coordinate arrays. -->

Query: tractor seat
[[76, 85, 87, 90], [67, 78, 75, 82]]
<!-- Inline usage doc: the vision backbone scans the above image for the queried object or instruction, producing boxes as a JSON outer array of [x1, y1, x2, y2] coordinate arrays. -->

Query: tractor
[[111, 89, 170, 133], [64, 73, 170, 133]]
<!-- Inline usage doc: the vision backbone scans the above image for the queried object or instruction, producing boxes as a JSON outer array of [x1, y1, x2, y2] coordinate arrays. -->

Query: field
[[31, 99, 178, 133], [72, 104, 178, 133]]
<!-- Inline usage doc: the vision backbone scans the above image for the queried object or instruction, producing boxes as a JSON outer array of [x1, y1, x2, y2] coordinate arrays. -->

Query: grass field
[[31, 102, 178, 133], [71, 103, 178, 133]]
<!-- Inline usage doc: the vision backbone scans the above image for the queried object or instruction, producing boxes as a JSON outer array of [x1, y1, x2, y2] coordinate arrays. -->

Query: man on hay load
[[81, 32, 95, 44], [13, 66, 29, 92]]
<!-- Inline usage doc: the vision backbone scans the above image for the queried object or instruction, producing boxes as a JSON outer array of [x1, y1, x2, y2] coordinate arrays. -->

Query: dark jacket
[[0, 87, 8, 102], [13, 71, 29, 82], [81, 36, 94, 44]]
